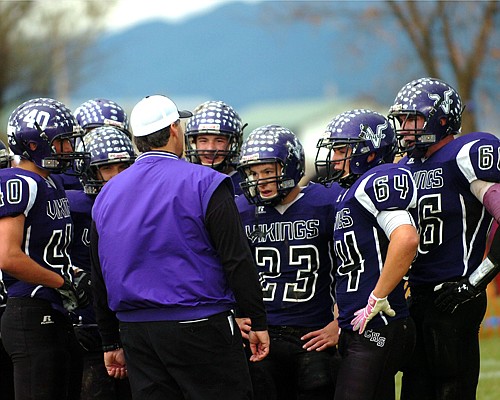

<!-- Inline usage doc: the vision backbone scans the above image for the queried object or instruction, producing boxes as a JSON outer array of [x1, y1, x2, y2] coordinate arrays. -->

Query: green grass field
[[477, 335, 500, 399], [394, 335, 500, 400]]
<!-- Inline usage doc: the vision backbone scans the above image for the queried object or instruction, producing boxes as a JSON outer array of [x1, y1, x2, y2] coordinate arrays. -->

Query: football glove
[[351, 292, 396, 334], [433, 278, 481, 314], [57, 274, 89, 312], [73, 324, 102, 352]]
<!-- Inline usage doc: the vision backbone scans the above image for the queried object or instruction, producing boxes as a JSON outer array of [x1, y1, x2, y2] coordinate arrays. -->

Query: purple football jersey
[[236, 182, 342, 328], [333, 163, 417, 330], [0, 168, 73, 308], [400, 132, 500, 287], [66, 189, 94, 272]]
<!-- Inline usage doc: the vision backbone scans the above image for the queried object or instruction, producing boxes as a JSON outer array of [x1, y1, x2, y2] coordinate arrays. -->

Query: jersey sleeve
[[456, 134, 500, 183], [354, 166, 417, 217], [0, 173, 38, 218]]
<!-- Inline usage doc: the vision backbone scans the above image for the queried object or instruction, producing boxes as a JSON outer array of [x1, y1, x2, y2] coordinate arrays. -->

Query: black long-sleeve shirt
[[90, 181, 267, 346]]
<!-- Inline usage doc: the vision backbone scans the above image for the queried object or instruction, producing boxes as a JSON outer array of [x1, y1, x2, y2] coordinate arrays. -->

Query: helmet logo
[[286, 139, 302, 161], [359, 120, 388, 149], [429, 89, 453, 115]]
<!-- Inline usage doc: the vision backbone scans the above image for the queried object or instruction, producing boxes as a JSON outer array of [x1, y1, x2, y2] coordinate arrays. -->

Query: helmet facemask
[[239, 160, 295, 206], [185, 101, 244, 171], [315, 139, 363, 188], [185, 131, 241, 171], [42, 128, 90, 174], [78, 126, 136, 195]]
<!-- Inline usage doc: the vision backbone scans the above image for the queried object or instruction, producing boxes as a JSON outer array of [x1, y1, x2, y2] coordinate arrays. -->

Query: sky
[[105, 0, 260, 32]]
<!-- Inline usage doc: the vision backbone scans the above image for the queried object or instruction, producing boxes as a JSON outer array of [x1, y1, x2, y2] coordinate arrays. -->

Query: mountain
[[73, 1, 404, 112]]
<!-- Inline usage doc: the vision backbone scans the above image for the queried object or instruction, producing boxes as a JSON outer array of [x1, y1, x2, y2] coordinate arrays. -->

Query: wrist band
[[102, 343, 122, 352]]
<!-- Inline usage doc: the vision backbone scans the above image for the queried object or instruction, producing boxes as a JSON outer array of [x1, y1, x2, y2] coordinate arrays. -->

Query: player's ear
[[29, 142, 37, 151]]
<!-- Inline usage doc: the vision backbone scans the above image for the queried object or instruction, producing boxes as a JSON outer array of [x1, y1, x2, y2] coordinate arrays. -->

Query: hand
[[434, 278, 480, 313], [351, 292, 396, 334], [104, 348, 128, 379], [248, 330, 270, 362], [56, 274, 89, 312], [236, 317, 252, 341], [301, 320, 339, 351]]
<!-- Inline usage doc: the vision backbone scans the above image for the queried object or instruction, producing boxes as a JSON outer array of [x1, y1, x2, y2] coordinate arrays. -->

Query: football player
[[388, 77, 500, 400], [74, 98, 131, 137], [236, 125, 341, 400], [315, 109, 419, 400], [185, 100, 246, 194], [0, 138, 13, 400], [0, 98, 89, 399], [59, 98, 131, 191], [67, 126, 135, 400]]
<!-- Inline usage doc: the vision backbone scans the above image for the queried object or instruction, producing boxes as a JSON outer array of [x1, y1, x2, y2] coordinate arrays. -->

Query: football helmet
[[7, 98, 89, 173], [78, 126, 135, 195], [315, 109, 396, 188], [74, 98, 130, 137], [237, 124, 305, 206], [388, 77, 463, 155], [185, 101, 245, 170], [0, 139, 10, 168]]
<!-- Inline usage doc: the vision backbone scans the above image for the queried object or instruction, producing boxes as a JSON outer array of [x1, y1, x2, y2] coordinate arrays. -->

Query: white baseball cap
[[130, 95, 193, 137]]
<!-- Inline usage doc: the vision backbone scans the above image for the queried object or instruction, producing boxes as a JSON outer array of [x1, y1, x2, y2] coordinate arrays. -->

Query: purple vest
[[92, 151, 236, 322]]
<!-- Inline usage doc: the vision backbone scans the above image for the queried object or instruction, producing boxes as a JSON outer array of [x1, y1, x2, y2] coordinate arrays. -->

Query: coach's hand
[[248, 330, 270, 362], [434, 278, 480, 313], [351, 292, 396, 334], [104, 348, 128, 379]]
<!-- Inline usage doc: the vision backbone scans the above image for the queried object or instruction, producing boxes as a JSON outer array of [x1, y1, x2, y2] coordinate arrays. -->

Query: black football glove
[[73, 324, 102, 352], [433, 278, 481, 314], [56, 274, 89, 312]]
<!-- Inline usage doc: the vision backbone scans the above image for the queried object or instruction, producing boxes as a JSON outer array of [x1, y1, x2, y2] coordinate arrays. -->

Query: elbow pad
[[469, 227, 500, 290]]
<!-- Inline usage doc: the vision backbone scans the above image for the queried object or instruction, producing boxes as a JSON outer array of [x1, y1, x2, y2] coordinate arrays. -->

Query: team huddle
[[0, 77, 498, 400]]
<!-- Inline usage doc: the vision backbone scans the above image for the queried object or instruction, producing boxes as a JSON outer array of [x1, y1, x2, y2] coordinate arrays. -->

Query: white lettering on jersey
[[46, 198, 71, 220], [334, 208, 354, 230], [245, 219, 320, 243], [412, 168, 444, 189]]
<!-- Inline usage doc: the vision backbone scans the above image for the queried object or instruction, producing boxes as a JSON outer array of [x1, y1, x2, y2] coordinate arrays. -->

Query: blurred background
[[1, 0, 499, 178], [1, 0, 499, 395]]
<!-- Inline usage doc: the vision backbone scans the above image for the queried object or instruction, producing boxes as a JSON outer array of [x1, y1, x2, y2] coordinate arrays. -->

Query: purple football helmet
[[237, 124, 305, 206], [78, 126, 135, 195], [74, 98, 130, 137], [0, 139, 10, 168], [7, 98, 89, 173], [185, 101, 245, 170], [315, 109, 396, 188], [388, 77, 463, 155]]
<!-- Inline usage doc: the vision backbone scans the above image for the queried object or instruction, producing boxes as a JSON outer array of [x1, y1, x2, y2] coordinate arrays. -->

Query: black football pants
[[1, 297, 83, 400], [119, 310, 253, 400], [401, 289, 487, 400]]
